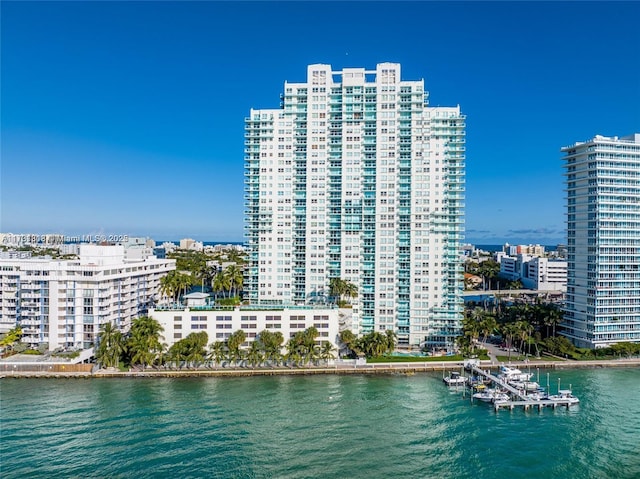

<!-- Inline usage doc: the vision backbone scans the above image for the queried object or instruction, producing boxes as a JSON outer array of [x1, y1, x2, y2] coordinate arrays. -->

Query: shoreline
[[2, 358, 640, 379]]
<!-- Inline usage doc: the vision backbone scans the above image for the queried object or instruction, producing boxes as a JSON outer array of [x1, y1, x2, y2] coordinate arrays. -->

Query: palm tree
[[320, 341, 336, 364], [224, 264, 244, 298], [329, 278, 346, 301], [176, 273, 193, 302], [226, 248, 246, 265], [285, 339, 302, 367], [212, 272, 229, 299], [545, 305, 563, 338], [127, 316, 164, 369], [160, 274, 178, 303], [384, 330, 397, 354], [329, 278, 357, 306], [258, 330, 284, 365], [226, 330, 246, 366], [209, 341, 227, 366], [479, 315, 497, 345], [501, 322, 520, 360], [343, 281, 358, 304], [247, 340, 263, 367], [95, 322, 125, 369]]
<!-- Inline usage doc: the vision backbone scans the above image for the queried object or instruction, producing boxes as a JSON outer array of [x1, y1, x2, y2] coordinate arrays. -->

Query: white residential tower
[[244, 63, 465, 349], [562, 133, 640, 348]]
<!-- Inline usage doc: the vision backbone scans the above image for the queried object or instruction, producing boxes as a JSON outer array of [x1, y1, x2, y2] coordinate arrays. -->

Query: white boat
[[498, 364, 533, 382], [548, 389, 580, 405], [509, 380, 541, 391], [473, 389, 510, 403], [525, 389, 548, 401], [492, 394, 511, 404], [443, 371, 467, 386]]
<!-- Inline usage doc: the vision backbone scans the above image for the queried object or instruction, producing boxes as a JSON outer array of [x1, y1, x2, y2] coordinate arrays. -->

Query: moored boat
[[498, 364, 533, 382], [548, 389, 580, 405], [443, 371, 467, 386], [472, 388, 510, 403]]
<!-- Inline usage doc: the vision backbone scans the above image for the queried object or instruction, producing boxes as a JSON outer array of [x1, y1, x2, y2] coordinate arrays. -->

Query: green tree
[[95, 322, 125, 368], [329, 278, 357, 306], [209, 340, 227, 366], [224, 264, 244, 298], [127, 316, 164, 369], [160, 273, 179, 302], [212, 272, 230, 299], [246, 340, 264, 367], [226, 330, 246, 365], [479, 314, 497, 344], [477, 259, 500, 290], [543, 304, 563, 338], [384, 330, 397, 353], [0, 326, 23, 353], [259, 330, 284, 364], [320, 341, 336, 364]]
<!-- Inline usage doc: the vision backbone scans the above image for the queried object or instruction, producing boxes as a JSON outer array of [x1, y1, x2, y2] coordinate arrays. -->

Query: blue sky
[[2, 1, 639, 244]]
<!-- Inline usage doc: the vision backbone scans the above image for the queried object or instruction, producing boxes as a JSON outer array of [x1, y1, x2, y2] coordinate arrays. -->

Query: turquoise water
[[1, 368, 640, 478]]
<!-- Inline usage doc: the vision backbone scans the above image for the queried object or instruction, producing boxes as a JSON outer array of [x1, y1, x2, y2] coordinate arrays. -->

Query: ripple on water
[[2, 370, 640, 478]]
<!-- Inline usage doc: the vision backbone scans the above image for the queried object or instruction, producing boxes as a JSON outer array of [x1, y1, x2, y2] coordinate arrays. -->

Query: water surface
[[2, 368, 639, 478]]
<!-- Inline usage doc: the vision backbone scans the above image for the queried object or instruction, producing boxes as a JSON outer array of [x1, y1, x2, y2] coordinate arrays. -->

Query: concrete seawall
[[2, 358, 640, 379]]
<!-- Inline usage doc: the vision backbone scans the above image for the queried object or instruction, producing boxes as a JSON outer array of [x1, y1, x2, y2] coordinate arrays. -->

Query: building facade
[[498, 254, 567, 292], [562, 133, 640, 348], [0, 245, 175, 350], [244, 63, 465, 349], [150, 304, 342, 353]]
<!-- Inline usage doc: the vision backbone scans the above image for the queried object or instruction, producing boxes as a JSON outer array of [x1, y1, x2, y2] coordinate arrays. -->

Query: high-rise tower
[[244, 63, 465, 349], [562, 133, 640, 348]]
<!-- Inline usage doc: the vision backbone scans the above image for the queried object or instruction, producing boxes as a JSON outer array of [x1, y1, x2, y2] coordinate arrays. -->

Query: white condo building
[[244, 63, 465, 349], [562, 133, 640, 348], [0, 245, 175, 350], [498, 254, 567, 292]]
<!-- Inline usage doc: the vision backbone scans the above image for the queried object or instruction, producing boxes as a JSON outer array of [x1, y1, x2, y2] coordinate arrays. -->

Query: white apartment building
[[498, 254, 567, 292], [244, 63, 465, 349], [562, 133, 640, 348], [523, 257, 567, 292], [150, 304, 341, 352], [0, 245, 175, 349]]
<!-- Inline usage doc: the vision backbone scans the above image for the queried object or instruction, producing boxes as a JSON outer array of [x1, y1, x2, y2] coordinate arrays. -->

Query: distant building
[[503, 243, 545, 257], [562, 133, 640, 348], [160, 242, 177, 254], [498, 254, 566, 292], [0, 245, 175, 350], [179, 238, 204, 251]]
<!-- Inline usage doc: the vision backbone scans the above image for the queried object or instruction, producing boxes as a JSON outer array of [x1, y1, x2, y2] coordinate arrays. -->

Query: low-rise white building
[[0, 245, 175, 349], [498, 254, 566, 292], [522, 257, 567, 292], [150, 303, 343, 352]]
